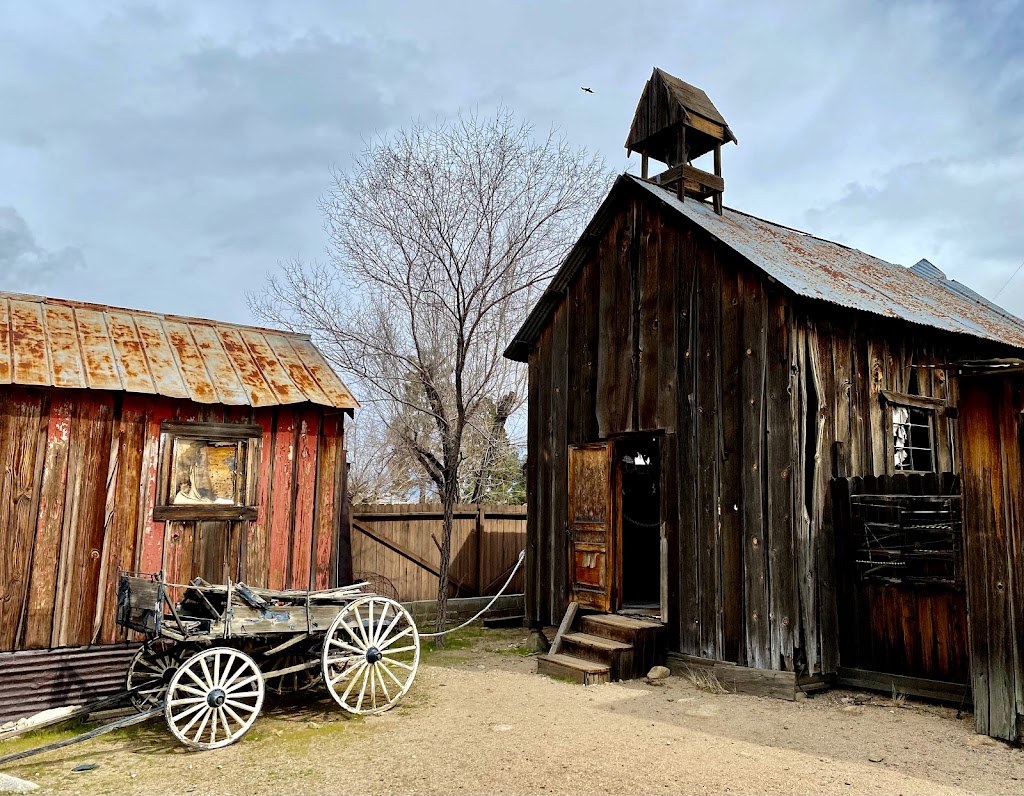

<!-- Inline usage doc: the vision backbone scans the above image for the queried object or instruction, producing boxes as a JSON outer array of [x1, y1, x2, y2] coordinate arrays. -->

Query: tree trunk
[[433, 481, 458, 644]]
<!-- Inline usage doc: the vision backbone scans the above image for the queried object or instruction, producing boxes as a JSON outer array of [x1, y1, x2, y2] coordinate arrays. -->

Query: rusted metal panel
[[161, 319, 217, 404], [42, 305, 87, 389], [0, 292, 357, 409], [0, 644, 137, 723], [105, 311, 157, 395], [632, 177, 1024, 349], [187, 324, 249, 406], [0, 297, 11, 384], [216, 327, 278, 407], [9, 299, 51, 386], [74, 308, 122, 391], [289, 337, 358, 408], [132, 315, 190, 399], [238, 329, 307, 406], [263, 333, 331, 407]]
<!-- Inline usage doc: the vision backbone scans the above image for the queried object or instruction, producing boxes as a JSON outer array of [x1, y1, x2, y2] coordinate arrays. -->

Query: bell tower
[[625, 68, 737, 214]]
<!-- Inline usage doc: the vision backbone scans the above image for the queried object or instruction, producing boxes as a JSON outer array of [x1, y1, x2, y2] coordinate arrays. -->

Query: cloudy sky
[[1, 0, 1022, 323]]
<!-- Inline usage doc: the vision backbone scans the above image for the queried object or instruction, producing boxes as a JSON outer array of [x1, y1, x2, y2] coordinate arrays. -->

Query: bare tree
[[253, 107, 609, 639]]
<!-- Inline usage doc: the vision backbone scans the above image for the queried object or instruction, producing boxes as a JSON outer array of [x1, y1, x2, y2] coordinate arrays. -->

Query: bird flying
[[581, 86, 594, 93]]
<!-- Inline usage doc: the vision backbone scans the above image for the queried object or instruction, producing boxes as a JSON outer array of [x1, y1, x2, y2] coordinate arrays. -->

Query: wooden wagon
[[116, 572, 420, 750]]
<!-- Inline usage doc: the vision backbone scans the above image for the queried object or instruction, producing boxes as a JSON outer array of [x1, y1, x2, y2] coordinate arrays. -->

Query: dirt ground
[[2, 627, 1022, 795]]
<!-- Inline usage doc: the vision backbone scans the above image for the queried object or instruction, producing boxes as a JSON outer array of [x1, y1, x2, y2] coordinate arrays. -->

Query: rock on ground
[[0, 773, 38, 793], [647, 665, 671, 680]]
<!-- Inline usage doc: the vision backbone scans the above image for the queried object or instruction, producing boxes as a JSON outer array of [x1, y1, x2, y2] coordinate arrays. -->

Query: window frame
[[880, 390, 944, 475], [153, 421, 263, 522]]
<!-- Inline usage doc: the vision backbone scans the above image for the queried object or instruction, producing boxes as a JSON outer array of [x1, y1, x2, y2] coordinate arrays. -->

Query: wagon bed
[[112, 571, 421, 750]]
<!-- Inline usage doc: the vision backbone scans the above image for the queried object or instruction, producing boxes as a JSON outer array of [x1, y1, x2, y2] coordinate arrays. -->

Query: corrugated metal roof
[[504, 175, 1024, 361], [0, 292, 358, 410], [631, 177, 1024, 348]]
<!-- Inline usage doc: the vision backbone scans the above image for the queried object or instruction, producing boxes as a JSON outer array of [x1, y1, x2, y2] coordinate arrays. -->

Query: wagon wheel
[[164, 647, 265, 750], [322, 596, 420, 715], [263, 647, 323, 695], [125, 641, 189, 712]]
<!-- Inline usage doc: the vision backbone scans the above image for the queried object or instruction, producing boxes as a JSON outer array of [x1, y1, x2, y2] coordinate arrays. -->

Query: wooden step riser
[[559, 638, 633, 681], [537, 656, 610, 686], [579, 616, 663, 678]]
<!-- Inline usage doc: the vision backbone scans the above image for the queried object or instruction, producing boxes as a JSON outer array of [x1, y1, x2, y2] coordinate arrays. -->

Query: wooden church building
[[504, 68, 1024, 740], [0, 292, 357, 721]]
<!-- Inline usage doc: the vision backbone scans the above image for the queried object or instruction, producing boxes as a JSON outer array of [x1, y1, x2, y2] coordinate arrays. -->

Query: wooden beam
[[686, 115, 726, 141], [641, 152, 649, 180], [549, 601, 578, 655], [713, 144, 723, 215], [677, 126, 686, 202], [654, 164, 725, 193], [352, 520, 475, 594]]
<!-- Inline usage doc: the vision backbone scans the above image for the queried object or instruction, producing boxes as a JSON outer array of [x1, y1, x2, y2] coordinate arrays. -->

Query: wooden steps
[[536, 609, 664, 685], [537, 652, 610, 685], [559, 632, 633, 681]]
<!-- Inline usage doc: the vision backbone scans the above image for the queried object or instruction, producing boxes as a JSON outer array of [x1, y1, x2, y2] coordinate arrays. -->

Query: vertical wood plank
[[867, 338, 886, 476], [657, 215, 678, 432], [695, 236, 721, 659], [766, 292, 796, 670], [719, 256, 743, 664], [637, 207, 659, 431], [0, 392, 45, 651], [740, 269, 770, 669], [550, 304, 570, 622], [312, 413, 341, 589], [135, 400, 174, 576], [811, 323, 840, 674], [289, 407, 320, 589], [96, 396, 147, 642], [22, 395, 73, 649], [63, 394, 115, 646], [676, 227, 699, 655], [267, 408, 297, 590]]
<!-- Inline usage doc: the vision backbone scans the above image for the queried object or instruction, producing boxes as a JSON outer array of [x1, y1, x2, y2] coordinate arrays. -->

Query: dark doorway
[[617, 435, 661, 610]]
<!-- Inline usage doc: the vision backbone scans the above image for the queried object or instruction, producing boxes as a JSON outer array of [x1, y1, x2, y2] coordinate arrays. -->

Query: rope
[[420, 549, 526, 638], [622, 512, 662, 528]]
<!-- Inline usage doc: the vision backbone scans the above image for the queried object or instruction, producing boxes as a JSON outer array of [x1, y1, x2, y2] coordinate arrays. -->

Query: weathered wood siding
[[525, 183, 1010, 676], [0, 386, 350, 653], [959, 373, 1024, 741]]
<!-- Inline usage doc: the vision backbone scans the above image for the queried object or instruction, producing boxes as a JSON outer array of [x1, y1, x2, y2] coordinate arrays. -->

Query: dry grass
[[891, 683, 908, 708], [683, 666, 728, 695]]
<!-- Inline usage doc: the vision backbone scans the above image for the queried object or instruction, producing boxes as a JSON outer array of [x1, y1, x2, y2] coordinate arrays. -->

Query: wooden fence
[[350, 503, 526, 602]]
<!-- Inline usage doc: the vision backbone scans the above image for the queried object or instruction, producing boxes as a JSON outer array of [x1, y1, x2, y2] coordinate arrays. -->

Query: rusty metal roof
[[0, 292, 358, 409], [504, 175, 1024, 361]]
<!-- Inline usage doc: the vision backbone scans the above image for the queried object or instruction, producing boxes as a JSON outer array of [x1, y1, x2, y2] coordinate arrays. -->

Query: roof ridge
[[0, 290, 311, 341]]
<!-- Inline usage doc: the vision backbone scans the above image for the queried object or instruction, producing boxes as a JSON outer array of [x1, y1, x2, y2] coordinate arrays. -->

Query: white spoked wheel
[[164, 647, 265, 750], [322, 596, 420, 715], [126, 641, 189, 712]]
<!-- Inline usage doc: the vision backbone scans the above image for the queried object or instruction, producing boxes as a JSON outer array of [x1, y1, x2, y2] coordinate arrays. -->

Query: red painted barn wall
[[0, 385, 350, 653]]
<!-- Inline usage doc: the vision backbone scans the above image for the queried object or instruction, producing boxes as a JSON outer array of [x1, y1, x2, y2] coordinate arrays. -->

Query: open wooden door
[[568, 443, 615, 611]]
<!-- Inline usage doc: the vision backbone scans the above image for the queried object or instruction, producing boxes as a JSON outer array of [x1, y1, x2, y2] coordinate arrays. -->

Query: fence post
[[476, 505, 485, 595]]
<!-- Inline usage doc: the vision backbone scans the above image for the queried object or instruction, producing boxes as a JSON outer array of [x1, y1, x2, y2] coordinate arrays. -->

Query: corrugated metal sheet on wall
[[0, 644, 138, 723], [0, 292, 358, 409]]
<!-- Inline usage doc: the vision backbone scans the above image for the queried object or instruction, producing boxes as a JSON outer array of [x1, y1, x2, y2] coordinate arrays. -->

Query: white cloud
[[0, 207, 84, 294]]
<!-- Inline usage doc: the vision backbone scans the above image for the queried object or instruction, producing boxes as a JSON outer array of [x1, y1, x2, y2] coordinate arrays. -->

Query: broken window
[[892, 404, 935, 472], [881, 391, 942, 474], [154, 422, 262, 521]]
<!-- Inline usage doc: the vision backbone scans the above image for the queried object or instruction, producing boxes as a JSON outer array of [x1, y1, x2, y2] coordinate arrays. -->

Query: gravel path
[[3, 628, 1022, 795]]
